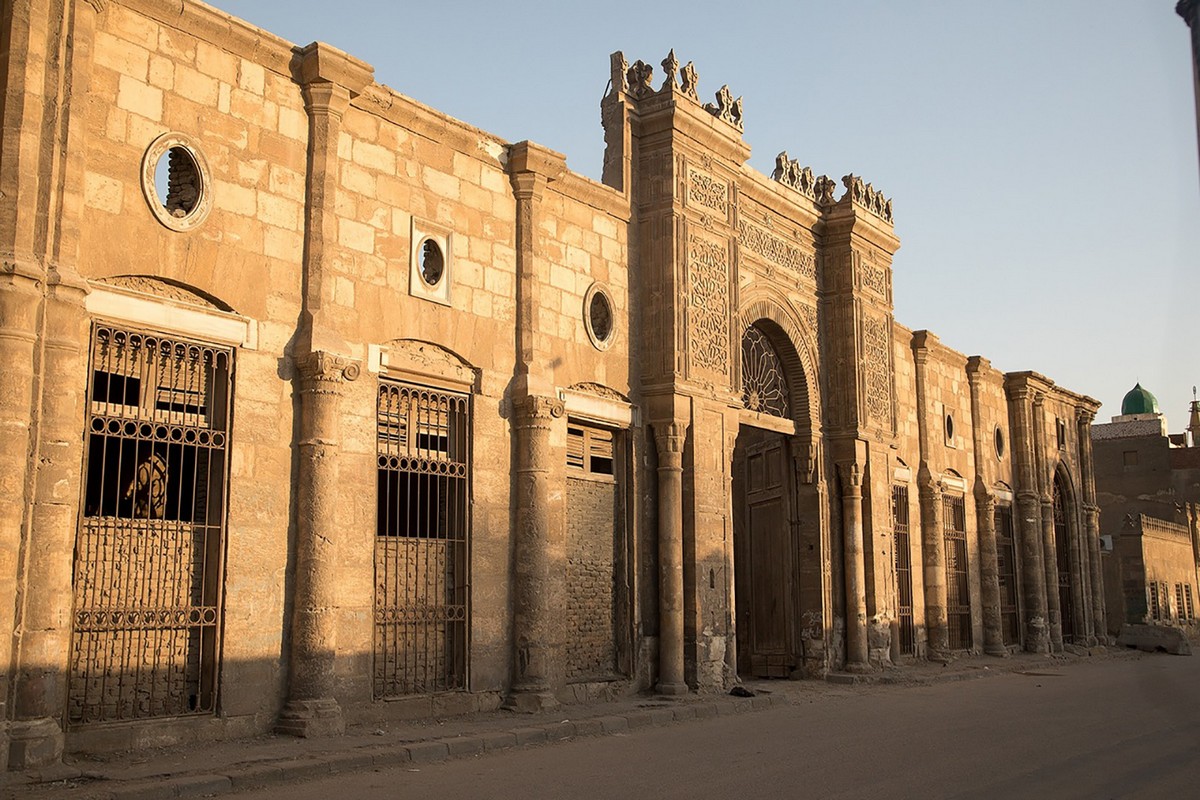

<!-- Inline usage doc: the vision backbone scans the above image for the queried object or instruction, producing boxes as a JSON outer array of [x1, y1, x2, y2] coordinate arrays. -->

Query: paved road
[[237, 655, 1200, 799]]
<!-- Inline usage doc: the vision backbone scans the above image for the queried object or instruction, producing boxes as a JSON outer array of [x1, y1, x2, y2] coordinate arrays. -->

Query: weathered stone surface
[[1117, 624, 1193, 655]]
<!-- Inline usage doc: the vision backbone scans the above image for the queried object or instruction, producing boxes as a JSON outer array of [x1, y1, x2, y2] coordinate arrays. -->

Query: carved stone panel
[[858, 252, 889, 299], [861, 312, 893, 427], [686, 168, 729, 216], [687, 232, 730, 375], [736, 219, 816, 283]]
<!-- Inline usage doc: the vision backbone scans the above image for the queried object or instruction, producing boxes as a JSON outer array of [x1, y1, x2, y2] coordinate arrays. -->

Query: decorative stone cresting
[[617, 50, 743, 132], [771, 151, 834, 204], [841, 174, 894, 223], [704, 84, 744, 131]]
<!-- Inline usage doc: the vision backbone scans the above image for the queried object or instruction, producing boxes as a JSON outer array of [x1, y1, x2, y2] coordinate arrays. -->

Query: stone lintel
[[295, 41, 374, 95], [508, 141, 568, 183]]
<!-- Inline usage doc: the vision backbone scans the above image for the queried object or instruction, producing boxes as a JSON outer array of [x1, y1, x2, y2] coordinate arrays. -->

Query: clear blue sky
[[209, 0, 1199, 425]]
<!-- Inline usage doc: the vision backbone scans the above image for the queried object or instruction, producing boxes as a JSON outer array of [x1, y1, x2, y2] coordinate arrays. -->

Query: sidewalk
[[6, 647, 1144, 800]]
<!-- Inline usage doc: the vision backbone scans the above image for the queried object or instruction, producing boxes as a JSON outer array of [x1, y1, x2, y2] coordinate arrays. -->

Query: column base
[[504, 689, 560, 713], [984, 645, 1010, 657], [275, 698, 345, 738], [655, 681, 689, 696], [842, 661, 873, 675], [7, 718, 64, 770]]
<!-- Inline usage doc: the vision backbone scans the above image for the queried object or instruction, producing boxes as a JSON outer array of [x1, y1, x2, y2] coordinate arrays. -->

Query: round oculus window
[[584, 283, 616, 351], [141, 132, 212, 231], [419, 238, 445, 286]]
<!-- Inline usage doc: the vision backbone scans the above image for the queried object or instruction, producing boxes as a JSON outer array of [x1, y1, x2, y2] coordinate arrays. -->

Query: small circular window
[[141, 132, 211, 231], [994, 426, 1006, 459], [584, 282, 616, 350], [419, 239, 445, 286], [944, 414, 954, 442]]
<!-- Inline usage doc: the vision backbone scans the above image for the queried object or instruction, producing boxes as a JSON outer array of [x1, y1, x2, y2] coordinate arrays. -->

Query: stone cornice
[[117, 0, 296, 77], [295, 41, 374, 95]]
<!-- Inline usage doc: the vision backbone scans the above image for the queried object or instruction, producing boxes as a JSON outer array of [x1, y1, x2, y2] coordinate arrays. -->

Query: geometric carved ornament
[[687, 233, 729, 373], [741, 325, 789, 417]]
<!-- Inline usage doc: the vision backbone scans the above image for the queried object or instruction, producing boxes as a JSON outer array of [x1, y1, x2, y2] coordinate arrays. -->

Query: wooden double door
[[733, 428, 798, 678]]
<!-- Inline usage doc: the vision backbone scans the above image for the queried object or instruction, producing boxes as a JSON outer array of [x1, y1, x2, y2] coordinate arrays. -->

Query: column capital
[[654, 421, 687, 456], [1075, 407, 1096, 427], [514, 393, 565, 422], [295, 350, 361, 385], [836, 460, 861, 489]]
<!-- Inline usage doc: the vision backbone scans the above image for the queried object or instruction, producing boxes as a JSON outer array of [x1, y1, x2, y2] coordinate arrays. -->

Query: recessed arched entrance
[[731, 321, 818, 678], [1052, 470, 1076, 643]]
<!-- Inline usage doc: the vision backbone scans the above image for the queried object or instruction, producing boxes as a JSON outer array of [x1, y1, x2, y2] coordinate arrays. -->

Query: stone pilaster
[[507, 394, 566, 712], [918, 468, 949, 661], [9, 275, 88, 769], [839, 461, 869, 672], [654, 421, 689, 695], [1077, 408, 1106, 644], [276, 351, 359, 737], [293, 42, 373, 356]]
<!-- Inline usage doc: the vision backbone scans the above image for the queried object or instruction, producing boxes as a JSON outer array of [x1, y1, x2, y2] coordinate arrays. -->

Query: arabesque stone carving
[[861, 313, 892, 424], [737, 219, 816, 282], [687, 233, 729, 373], [688, 169, 729, 214]]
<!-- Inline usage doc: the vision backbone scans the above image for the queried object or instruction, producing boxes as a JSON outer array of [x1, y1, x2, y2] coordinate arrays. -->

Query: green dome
[[1121, 383, 1160, 416]]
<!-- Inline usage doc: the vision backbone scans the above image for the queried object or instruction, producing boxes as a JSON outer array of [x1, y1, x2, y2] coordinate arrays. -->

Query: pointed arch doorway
[[732, 322, 814, 678]]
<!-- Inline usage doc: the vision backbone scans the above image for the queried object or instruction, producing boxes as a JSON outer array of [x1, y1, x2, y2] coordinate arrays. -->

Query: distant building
[[1092, 384, 1200, 632]]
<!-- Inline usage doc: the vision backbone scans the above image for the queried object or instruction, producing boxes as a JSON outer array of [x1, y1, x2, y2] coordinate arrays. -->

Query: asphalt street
[[233, 654, 1200, 799]]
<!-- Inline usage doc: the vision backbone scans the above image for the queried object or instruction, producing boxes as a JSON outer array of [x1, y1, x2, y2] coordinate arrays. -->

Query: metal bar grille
[[1052, 482, 1074, 640], [994, 504, 1021, 646], [70, 325, 231, 725], [891, 485, 914, 656], [942, 495, 972, 651], [375, 381, 470, 697]]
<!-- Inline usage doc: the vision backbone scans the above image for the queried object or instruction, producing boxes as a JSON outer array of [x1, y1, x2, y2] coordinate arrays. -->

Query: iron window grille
[[70, 324, 232, 725], [892, 485, 915, 656], [374, 381, 471, 697], [942, 494, 972, 651]]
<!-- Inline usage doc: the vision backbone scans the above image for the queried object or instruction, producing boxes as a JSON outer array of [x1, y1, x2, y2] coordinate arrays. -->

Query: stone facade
[[0, 0, 1104, 770]]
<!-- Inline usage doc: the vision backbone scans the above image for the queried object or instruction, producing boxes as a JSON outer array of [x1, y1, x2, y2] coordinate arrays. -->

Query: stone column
[[974, 486, 1007, 656], [0, 263, 41, 773], [655, 421, 689, 695], [1008, 387, 1049, 653], [839, 462, 869, 672], [1031, 395, 1063, 652], [507, 394, 565, 712], [8, 275, 89, 768], [1077, 409, 1106, 644], [918, 468, 949, 661], [724, 429, 740, 684], [276, 352, 359, 737]]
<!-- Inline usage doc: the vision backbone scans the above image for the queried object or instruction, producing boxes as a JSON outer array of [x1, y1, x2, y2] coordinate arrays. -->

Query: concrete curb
[[70, 693, 789, 800]]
